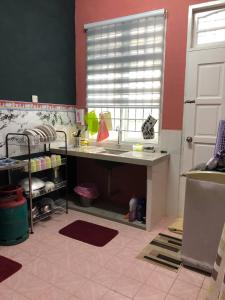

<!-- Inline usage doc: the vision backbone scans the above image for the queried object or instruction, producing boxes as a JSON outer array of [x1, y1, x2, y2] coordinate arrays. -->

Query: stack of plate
[[23, 124, 57, 144]]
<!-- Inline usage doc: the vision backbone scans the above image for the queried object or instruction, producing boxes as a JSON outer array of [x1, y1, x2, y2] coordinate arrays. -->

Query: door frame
[[179, 0, 225, 216]]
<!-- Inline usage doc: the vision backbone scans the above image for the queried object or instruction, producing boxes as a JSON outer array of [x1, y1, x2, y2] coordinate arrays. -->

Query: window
[[85, 10, 166, 143], [193, 8, 225, 46]]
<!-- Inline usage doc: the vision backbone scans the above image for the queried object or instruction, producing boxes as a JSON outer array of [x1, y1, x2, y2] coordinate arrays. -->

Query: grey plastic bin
[[181, 171, 225, 273]]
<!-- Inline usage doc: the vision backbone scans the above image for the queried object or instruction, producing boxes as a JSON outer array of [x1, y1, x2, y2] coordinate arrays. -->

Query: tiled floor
[[0, 210, 210, 300]]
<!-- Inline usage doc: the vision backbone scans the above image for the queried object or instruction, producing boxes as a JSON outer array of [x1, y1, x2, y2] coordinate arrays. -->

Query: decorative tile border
[[0, 100, 76, 112]]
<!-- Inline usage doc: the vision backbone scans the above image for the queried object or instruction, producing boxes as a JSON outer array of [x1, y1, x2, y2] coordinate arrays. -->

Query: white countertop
[[51, 145, 169, 166]]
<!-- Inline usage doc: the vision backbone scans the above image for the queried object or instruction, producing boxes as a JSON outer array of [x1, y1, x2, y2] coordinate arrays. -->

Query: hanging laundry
[[84, 111, 99, 135], [214, 120, 225, 157], [97, 115, 109, 142], [141, 115, 157, 139], [100, 112, 112, 131]]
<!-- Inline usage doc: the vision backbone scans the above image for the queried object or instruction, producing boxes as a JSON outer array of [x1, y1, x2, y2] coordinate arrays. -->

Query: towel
[[168, 218, 183, 235], [141, 115, 157, 139], [84, 111, 99, 135], [100, 112, 112, 131], [97, 115, 109, 142], [214, 120, 225, 157]]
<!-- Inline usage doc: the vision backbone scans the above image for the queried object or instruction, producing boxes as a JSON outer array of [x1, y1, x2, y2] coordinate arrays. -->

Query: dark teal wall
[[0, 0, 75, 105]]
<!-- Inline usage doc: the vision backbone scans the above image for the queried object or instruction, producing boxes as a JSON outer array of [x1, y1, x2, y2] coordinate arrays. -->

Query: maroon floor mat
[[0, 255, 22, 282], [59, 220, 119, 247]]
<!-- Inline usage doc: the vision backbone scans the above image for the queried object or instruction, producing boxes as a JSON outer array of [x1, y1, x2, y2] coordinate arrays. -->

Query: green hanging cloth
[[84, 111, 99, 135]]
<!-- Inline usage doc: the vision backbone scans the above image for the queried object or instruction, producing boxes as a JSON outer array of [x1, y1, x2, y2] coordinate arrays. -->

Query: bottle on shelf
[[56, 155, 62, 166], [30, 159, 37, 172], [129, 195, 138, 222], [45, 156, 51, 168]]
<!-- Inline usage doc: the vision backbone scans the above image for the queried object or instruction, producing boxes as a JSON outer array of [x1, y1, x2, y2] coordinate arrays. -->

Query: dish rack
[[5, 130, 68, 233]]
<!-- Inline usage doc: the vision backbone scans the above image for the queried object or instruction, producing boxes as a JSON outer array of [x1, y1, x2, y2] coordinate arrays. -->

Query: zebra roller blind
[[85, 10, 166, 109]]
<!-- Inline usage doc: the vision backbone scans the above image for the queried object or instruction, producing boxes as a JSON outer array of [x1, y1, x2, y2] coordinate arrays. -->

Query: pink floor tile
[[169, 279, 200, 300], [109, 235, 132, 248], [20, 239, 53, 257], [134, 284, 167, 300], [74, 259, 102, 279], [126, 237, 151, 252], [102, 290, 131, 300], [123, 260, 155, 283], [74, 279, 108, 300], [0, 245, 21, 258], [105, 256, 132, 274], [111, 275, 142, 298], [117, 246, 140, 259], [0, 285, 28, 300], [25, 257, 68, 283], [135, 258, 156, 271], [2, 248, 37, 267], [52, 271, 87, 295], [4, 271, 50, 295], [99, 242, 124, 256], [85, 249, 112, 266], [93, 267, 121, 288], [166, 295, 181, 300], [44, 248, 88, 272], [177, 268, 205, 288], [146, 270, 175, 293], [154, 266, 178, 279], [24, 283, 71, 300]]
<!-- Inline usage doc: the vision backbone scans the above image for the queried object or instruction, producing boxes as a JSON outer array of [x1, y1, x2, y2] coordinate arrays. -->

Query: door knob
[[186, 136, 193, 143]]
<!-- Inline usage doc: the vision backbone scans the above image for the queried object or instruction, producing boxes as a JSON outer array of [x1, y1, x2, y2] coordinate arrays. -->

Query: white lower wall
[[159, 129, 182, 218]]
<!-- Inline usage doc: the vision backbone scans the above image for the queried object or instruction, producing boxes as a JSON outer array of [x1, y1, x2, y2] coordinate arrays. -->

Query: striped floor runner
[[137, 233, 182, 272]]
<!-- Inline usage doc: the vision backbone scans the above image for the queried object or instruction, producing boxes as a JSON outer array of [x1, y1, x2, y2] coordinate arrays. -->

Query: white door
[[180, 1, 225, 216], [182, 47, 225, 172]]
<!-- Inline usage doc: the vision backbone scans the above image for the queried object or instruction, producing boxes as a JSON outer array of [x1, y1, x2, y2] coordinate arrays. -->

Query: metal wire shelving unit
[[5, 130, 68, 233]]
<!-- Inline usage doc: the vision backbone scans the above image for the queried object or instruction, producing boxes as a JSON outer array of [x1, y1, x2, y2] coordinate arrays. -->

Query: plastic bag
[[84, 111, 99, 135]]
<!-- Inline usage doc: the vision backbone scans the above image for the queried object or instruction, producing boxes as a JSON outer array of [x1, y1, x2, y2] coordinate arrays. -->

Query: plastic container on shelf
[[30, 159, 37, 172], [45, 156, 51, 168], [56, 155, 62, 166], [74, 183, 99, 207], [129, 196, 138, 222], [51, 155, 57, 168]]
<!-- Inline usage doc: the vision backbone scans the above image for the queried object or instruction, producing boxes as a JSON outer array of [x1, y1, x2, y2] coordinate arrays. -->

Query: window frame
[[188, 0, 225, 50], [85, 10, 167, 145], [193, 8, 225, 47]]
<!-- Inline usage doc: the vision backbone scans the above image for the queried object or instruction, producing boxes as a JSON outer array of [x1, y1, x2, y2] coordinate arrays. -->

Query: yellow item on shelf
[[80, 139, 89, 146], [30, 159, 36, 172], [132, 144, 143, 151], [45, 156, 51, 168], [56, 155, 62, 166]]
